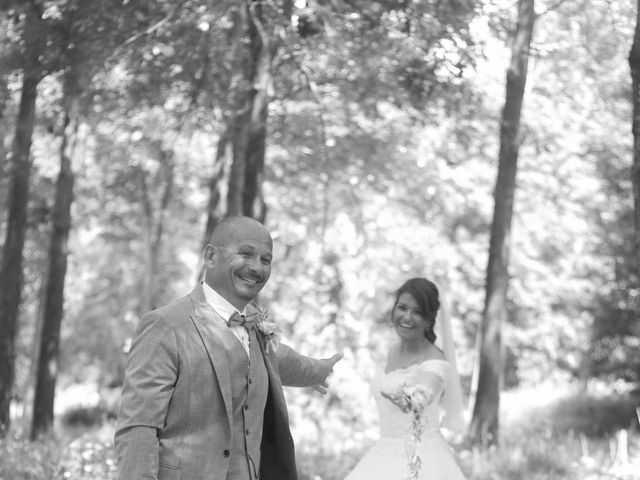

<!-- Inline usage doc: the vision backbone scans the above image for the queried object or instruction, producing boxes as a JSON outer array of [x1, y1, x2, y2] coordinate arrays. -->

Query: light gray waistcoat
[[226, 327, 269, 479]]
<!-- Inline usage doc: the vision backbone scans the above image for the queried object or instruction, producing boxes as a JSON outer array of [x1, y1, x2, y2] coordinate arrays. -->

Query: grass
[[456, 426, 639, 480], [456, 387, 640, 480], [0, 431, 60, 480], [0, 420, 117, 480], [1, 386, 638, 480]]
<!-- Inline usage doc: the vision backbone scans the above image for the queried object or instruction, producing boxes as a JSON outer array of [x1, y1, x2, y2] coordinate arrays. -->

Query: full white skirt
[[344, 430, 466, 480]]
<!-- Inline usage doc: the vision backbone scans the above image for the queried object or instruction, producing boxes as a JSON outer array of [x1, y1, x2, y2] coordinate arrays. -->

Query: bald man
[[115, 216, 341, 480]]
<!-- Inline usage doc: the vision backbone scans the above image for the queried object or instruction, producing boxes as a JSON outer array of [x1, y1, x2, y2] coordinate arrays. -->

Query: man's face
[[206, 223, 273, 309]]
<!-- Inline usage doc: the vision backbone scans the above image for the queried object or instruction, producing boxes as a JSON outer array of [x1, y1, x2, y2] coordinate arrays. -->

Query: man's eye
[[261, 258, 272, 265]]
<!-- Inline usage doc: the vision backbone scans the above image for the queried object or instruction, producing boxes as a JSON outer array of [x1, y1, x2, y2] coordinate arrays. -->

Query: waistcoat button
[[223, 449, 230, 457]]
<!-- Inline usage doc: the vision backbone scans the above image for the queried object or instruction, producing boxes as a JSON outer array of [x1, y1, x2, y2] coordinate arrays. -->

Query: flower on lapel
[[254, 308, 282, 354]]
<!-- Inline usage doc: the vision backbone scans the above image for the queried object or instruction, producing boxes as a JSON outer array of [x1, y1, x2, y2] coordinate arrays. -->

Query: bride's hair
[[393, 277, 440, 344]]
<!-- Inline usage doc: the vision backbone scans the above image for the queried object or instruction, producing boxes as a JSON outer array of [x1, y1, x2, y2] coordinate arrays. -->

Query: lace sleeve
[[404, 362, 448, 405]]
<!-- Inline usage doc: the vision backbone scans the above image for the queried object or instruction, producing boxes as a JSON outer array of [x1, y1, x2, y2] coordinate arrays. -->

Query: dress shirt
[[201, 282, 250, 355]]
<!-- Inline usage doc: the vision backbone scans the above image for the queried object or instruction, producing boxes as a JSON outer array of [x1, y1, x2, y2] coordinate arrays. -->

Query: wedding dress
[[344, 359, 466, 480]]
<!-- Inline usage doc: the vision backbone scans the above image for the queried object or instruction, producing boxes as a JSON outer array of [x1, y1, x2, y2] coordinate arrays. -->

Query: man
[[115, 216, 342, 480]]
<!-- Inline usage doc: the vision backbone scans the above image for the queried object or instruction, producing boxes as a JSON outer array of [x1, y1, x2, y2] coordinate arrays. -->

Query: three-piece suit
[[115, 284, 327, 480]]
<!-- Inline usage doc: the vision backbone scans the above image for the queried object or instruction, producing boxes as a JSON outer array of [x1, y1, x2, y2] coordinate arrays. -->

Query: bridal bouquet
[[254, 308, 283, 354], [381, 383, 432, 480]]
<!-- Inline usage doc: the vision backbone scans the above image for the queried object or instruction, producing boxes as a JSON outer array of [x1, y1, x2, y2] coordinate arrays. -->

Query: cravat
[[228, 311, 257, 328]]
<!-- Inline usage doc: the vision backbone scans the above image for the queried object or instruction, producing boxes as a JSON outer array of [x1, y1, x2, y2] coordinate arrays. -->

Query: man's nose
[[246, 256, 265, 271]]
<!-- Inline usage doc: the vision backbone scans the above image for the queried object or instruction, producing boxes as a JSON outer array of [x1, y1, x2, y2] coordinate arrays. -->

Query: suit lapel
[[254, 326, 287, 413], [188, 284, 235, 426], [253, 324, 296, 480]]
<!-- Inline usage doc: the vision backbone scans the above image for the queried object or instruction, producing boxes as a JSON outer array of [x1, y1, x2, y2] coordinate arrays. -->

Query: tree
[[204, 0, 291, 235], [29, 0, 163, 437], [138, 146, 175, 315], [630, 0, 640, 273], [468, 0, 536, 447], [30, 66, 80, 439], [0, 0, 45, 435]]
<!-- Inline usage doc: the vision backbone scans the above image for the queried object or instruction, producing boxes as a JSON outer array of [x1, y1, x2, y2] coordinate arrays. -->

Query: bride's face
[[391, 292, 429, 342]]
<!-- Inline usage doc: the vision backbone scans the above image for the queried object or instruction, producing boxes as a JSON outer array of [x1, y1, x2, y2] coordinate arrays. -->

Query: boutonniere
[[254, 308, 283, 354], [381, 383, 431, 480]]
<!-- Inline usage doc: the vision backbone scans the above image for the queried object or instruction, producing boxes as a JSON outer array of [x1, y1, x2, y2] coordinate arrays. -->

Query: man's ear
[[203, 244, 216, 266]]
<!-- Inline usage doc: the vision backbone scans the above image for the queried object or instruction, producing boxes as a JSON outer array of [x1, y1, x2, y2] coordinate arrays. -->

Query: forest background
[[0, 0, 639, 479]]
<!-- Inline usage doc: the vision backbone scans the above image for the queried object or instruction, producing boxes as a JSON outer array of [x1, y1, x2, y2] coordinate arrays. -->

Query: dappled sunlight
[[55, 422, 117, 480], [1, 0, 639, 479], [54, 383, 102, 416], [500, 381, 577, 427]]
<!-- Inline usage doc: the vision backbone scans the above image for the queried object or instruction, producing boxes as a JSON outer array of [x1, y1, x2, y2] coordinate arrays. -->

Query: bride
[[345, 277, 467, 480]]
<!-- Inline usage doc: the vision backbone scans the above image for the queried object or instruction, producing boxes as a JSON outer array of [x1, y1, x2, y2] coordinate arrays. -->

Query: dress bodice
[[373, 359, 451, 439], [344, 359, 467, 480]]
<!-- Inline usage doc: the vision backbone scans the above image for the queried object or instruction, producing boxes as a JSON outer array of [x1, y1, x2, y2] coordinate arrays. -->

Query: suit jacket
[[114, 284, 328, 480]]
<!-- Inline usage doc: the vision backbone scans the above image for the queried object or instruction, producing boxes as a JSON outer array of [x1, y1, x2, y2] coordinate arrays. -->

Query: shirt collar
[[201, 281, 246, 322]]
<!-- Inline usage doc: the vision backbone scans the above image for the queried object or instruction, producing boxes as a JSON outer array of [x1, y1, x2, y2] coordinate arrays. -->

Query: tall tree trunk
[[202, 0, 291, 249], [0, 1, 44, 435], [242, 0, 271, 222], [226, 0, 287, 220], [201, 6, 245, 239], [138, 149, 175, 315], [0, 74, 9, 220], [30, 72, 81, 440], [630, 0, 640, 274], [468, 0, 535, 447], [202, 132, 230, 248], [225, 3, 253, 217], [0, 74, 9, 164], [227, 111, 250, 216]]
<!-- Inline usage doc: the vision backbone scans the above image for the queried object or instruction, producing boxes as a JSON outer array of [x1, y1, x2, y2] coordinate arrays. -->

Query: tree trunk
[[138, 149, 175, 315], [0, 74, 8, 161], [242, 0, 271, 222], [202, 0, 289, 247], [30, 74, 80, 440], [629, 0, 640, 274], [227, 112, 250, 217], [0, 74, 9, 215], [202, 132, 230, 247], [224, 3, 252, 217], [0, 1, 44, 435], [225, 0, 282, 220], [468, 0, 535, 447], [200, 5, 245, 238]]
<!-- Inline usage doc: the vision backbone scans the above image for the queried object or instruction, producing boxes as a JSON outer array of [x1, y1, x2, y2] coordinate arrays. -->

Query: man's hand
[[311, 352, 343, 395]]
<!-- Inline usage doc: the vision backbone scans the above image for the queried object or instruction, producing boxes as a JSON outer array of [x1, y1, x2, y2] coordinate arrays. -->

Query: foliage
[[0, 432, 61, 480], [54, 427, 117, 480], [459, 427, 640, 480], [0, 0, 638, 467], [296, 386, 640, 480], [2, 385, 639, 480], [548, 389, 640, 437], [60, 405, 109, 429]]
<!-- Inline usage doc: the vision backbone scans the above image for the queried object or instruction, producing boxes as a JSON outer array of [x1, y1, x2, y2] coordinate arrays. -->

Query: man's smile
[[236, 274, 263, 286]]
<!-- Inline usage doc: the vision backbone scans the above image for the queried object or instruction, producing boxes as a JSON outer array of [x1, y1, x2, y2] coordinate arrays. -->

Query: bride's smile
[[392, 292, 430, 342]]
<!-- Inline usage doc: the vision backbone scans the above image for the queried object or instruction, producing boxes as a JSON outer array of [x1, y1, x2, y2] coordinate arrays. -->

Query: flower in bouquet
[[381, 383, 432, 480]]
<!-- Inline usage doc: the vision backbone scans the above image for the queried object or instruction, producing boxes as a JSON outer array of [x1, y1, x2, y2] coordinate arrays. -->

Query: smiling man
[[205, 216, 274, 310], [115, 216, 342, 480]]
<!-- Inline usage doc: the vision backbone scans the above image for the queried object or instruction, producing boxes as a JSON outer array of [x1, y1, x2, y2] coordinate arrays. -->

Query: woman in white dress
[[345, 278, 467, 480]]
